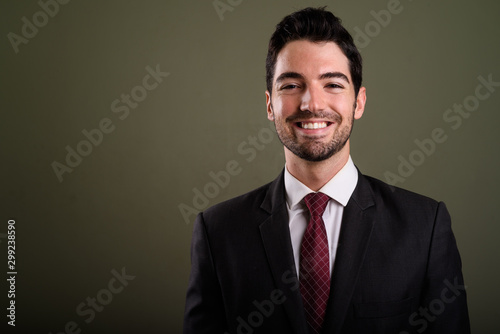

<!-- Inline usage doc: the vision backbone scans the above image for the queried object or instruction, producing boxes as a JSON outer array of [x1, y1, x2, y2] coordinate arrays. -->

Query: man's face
[[266, 40, 366, 162]]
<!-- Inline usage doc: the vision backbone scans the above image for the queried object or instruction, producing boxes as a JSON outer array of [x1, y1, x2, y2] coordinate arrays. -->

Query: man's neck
[[284, 142, 351, 192]]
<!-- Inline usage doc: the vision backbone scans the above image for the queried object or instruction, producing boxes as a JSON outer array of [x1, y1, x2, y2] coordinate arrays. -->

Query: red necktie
[[300, 192, 330, 334]]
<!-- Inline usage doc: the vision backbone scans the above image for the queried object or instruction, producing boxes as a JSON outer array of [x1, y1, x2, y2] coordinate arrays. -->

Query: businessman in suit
[[183, 7, 470, 334]]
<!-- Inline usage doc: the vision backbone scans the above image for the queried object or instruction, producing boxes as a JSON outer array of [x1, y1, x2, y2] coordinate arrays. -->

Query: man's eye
[[326, 83, 342, 89], [281, 84, 298, 90]]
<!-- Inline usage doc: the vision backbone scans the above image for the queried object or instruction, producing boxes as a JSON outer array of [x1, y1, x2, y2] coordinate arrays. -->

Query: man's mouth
[[296, 121, 331, 129]]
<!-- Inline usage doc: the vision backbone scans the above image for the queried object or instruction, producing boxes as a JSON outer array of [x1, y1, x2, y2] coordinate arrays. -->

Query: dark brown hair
[[266, 7, 363, 96]]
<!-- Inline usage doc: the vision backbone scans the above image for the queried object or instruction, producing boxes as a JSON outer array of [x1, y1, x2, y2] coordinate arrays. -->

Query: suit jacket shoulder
[[362, 174, 441, 217], [365, 173, 438, 203], [201, 173, 285, 233], [203, 180, 273, 222]]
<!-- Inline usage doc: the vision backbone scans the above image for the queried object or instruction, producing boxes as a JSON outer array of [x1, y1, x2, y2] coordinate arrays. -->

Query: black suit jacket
[[183, 169, 470, 333]]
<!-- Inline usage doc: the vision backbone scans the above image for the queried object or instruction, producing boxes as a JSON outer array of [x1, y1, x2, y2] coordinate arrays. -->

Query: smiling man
[[184, 7, 470, 334]]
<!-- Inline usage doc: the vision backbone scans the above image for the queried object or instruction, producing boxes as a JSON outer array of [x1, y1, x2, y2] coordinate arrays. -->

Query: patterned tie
[[300, 192, 330, 334]]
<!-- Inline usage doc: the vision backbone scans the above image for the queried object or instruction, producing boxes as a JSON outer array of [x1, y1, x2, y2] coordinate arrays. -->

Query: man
[[184, 7, 470, 334]]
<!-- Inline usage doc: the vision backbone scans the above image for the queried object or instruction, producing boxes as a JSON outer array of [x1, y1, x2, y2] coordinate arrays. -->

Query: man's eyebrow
[[319, 71, 350, 83], [275, 71, 350, 84], [275, 72, 305, 84]]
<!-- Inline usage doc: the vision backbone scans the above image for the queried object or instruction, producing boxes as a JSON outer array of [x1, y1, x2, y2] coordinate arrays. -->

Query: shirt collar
[[284, 156, 358, 210]]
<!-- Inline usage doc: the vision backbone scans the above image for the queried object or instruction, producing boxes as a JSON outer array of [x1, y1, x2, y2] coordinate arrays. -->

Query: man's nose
[[300, 85, 326, 112]]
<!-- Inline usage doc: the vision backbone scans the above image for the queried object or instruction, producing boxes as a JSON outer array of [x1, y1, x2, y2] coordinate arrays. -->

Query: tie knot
[[304, 192, 330, 217]]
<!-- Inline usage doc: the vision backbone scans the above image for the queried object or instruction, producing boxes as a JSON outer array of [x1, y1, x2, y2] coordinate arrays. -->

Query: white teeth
[[301, 122, 327, 129]]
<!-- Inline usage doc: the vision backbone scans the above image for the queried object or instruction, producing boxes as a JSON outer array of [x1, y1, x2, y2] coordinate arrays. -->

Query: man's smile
[[296, 121, 332, 129], [291, 120, 335, 136]]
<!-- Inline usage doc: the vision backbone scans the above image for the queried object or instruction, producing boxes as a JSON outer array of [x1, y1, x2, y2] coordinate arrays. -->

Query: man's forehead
[[274, 40, 351, 80]]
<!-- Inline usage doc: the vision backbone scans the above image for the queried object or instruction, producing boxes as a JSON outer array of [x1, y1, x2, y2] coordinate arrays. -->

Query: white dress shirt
[[284, 156, 358, 277]]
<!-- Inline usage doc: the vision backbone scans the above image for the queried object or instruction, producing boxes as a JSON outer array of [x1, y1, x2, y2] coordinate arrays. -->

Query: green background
[[1, 0, 499, 332]]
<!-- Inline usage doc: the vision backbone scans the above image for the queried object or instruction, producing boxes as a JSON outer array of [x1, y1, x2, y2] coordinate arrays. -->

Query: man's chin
[[290, 138, 349, 162], [291, 147, 337, 162]]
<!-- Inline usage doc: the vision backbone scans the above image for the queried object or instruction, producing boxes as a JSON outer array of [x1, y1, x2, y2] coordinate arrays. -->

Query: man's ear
[[265, 90, 274, 121], [354, 86, 367, 120]]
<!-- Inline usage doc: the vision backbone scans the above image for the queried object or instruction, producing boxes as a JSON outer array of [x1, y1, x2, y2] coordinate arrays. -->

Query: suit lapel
[[259, 170, 310, 334], [322, 171, 376, 333]]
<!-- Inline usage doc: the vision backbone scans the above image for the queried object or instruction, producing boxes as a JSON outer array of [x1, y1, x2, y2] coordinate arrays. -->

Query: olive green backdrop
[[1, 0, 499, 333]]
